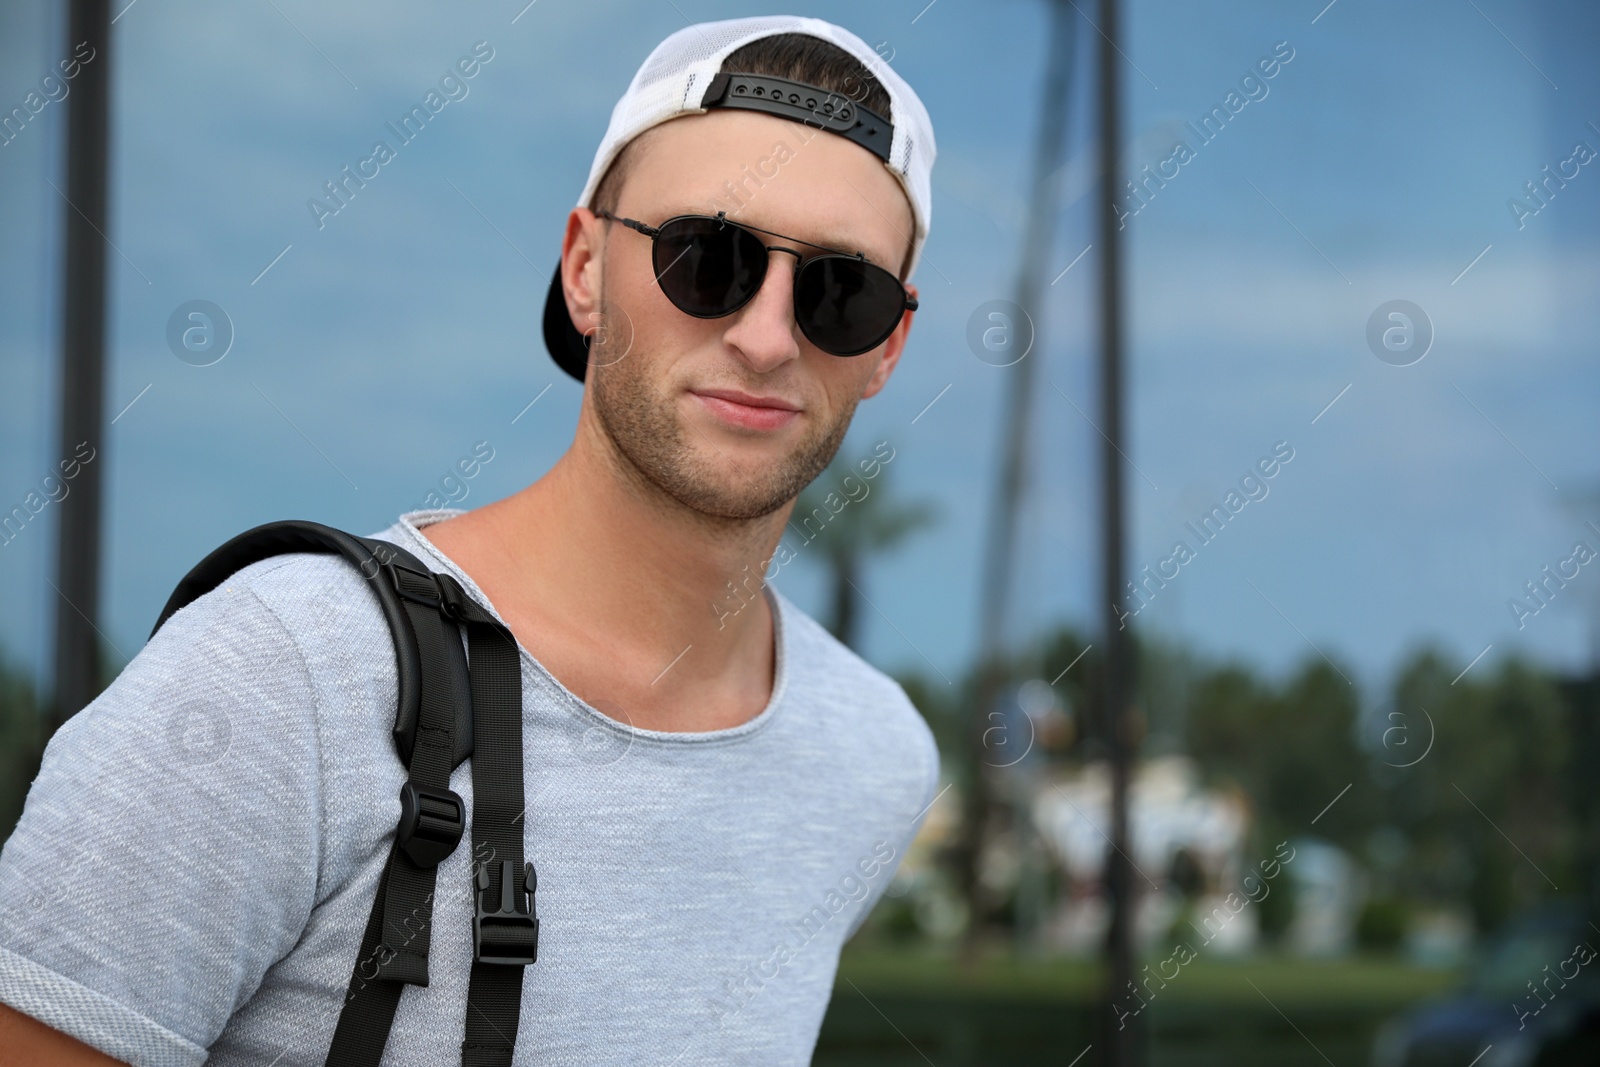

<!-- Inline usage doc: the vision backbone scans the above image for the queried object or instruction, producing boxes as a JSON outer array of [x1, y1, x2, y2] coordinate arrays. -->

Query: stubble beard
[[588, 284, 859, 525]]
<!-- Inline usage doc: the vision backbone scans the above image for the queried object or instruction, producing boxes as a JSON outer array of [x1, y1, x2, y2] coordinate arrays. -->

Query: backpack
[[149, 519, 536, 1067]]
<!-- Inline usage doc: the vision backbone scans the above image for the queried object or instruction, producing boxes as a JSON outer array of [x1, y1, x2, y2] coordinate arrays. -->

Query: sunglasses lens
[[653, 216, 767, 317], [795, 257, 905, 356]]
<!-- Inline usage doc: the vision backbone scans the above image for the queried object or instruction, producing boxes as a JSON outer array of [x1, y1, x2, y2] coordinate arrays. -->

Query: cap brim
[[542, 262, 591, 384]]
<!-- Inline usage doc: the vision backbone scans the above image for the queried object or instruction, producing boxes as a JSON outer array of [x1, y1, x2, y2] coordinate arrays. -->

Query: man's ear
[[561, 208, 606, 338], [860, 281, 916, 400]]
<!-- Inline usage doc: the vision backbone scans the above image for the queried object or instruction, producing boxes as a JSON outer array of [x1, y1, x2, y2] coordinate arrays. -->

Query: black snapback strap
[[698, 71, 893, 163]]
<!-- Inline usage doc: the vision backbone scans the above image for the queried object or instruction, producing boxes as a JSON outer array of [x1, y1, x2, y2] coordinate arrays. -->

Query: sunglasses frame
[[592, 208, 917, 357]]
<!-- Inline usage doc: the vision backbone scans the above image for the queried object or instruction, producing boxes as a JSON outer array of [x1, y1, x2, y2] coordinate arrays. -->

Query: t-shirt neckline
[[388, 507, 789, 746]]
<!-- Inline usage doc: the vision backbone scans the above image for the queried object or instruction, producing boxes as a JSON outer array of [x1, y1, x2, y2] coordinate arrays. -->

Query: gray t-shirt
[[0, 508, 939, 1066]]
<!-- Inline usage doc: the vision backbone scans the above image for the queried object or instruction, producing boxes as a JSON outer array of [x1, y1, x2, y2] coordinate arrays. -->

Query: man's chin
[[674, 474, 802, 523], [676, 435, 821, 521]]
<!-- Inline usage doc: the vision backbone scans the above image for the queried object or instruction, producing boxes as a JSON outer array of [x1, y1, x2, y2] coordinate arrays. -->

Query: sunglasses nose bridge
[[740, 244, 805, 329], [718, 243, 805, 366], [766, 242, 805, 291], [739, 242, 801, 310]]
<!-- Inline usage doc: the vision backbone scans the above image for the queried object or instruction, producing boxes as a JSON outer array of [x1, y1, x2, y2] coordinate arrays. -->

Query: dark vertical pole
[[1096, 0, 1137, 1061], [958, 0, 1079, 965], [50, 0, 113, 732]]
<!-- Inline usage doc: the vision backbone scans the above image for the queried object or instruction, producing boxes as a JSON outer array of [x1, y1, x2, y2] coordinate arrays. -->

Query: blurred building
[[1032, 755, 1251, 955], [1283, 837, 1366, 957]]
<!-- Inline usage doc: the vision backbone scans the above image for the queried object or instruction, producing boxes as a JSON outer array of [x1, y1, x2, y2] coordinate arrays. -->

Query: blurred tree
[[793, 459, 937, 652], [1555, 672, 1600, 916], [1133, 634, 1204, 755], [1163, 845, 1205, 947], [1184, 655, 1371, 852], [1256, 859, 1297, 944], [897, 670, 962, 764], [1383, 648, 1573, 935], [1032, 625, 1102, 755], [1355, 895, 1410, 951]]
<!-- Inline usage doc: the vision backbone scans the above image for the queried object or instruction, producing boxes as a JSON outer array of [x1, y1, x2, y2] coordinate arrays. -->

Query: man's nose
[[721, 247, 802, 371]]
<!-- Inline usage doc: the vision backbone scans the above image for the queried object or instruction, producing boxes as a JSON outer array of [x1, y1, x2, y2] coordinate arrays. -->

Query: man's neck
[[417, 425, 790, 733]]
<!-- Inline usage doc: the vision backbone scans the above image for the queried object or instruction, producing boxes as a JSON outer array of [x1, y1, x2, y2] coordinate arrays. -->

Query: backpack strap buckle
[[395, 781, 465, 868], [473, 859, 539, 965], [384, 558, 468, 620]]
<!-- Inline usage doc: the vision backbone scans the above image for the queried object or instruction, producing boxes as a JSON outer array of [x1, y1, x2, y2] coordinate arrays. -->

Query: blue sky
[[2, 0, 1597, 705]]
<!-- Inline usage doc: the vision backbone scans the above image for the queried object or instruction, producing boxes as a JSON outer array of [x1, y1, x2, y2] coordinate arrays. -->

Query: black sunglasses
[[593, 209, 917, 357]]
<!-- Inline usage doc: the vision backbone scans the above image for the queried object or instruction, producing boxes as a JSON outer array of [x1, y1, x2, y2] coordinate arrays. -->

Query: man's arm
[[0, 1002, 130, 1066], [0, 574, 329, 1061]]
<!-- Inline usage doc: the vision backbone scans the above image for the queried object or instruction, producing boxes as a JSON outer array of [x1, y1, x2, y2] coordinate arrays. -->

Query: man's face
[[568, 109, 918, 524]]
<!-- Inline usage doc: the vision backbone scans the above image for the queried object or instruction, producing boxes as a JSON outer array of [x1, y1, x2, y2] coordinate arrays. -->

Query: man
[[0, 14, 939, 1065]]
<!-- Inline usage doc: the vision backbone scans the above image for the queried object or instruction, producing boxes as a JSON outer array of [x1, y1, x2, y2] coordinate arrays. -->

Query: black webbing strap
[[460, 613, 536, 1067], [376, 560, 473, 984], [150, 519, 533, 1065], [328, 549, 536, 1066], [324, 546, 471, 1064], [323, 856, 408, 1063]]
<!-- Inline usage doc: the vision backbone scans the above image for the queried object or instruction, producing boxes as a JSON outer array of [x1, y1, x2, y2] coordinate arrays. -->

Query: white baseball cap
[[542, 14, 937, 382]]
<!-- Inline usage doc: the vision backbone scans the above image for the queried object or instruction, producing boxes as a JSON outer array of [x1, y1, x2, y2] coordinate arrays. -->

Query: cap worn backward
[[542, 15, 938, 383]]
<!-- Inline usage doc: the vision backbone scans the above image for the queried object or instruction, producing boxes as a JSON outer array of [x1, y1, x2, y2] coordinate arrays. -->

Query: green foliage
[[876, 893, 922, 945], [896, 670, 963, 773], [1030, 625, 1101, 750], [1255, 864, 1296, 943], [1354, 895, 1409, 951], [1380, 649, 1575, 934], [1184, 654, 1369, 852]]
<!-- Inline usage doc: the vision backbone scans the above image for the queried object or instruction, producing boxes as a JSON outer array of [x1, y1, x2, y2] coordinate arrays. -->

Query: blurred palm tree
[[793, 458, 938, 652]]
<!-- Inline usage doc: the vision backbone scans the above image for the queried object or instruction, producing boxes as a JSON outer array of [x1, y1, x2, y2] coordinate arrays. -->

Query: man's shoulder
[[138, 517, 428, 773], [770, 587, 939, 772], [135, 517, 433, 722], [772, 588, 894, 693]]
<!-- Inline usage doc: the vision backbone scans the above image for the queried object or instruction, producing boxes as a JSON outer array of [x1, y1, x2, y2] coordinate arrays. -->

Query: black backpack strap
[[354, 553, 536, 1067], [324, 542, 470, 1050], [460, 610, 536, 1066], [152, 519, 535, 1065]]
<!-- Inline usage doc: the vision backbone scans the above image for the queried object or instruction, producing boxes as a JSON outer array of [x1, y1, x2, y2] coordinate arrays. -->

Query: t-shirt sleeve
[[0, 578, 325, 1067]]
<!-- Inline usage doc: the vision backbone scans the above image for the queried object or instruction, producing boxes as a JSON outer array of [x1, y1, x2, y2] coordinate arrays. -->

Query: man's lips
[[691, 388, 801, 411], [689, 388, 802, 431]]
